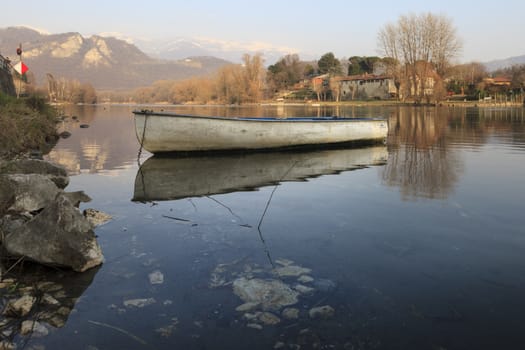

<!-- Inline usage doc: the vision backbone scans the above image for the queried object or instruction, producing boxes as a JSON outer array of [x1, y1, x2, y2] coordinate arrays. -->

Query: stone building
[[338, 74, 397, 100]]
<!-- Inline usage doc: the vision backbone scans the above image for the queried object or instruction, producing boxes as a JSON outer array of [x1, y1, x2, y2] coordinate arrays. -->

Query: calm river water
[[7, 105, 525, 349]]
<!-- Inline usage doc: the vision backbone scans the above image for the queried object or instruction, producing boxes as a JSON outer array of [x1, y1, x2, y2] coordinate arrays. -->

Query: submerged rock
[[308, 305, 335, 319], [20, 320, 49, 337], [0, 340, 16, 350], [294, 284, 315, 295], [312, 278, 337, 293], [233, 277, 299, 311], [258, 312, 281, 325], [274, 265, 312, 277], [282, 307, 300, 319], [123, 298, 156, 308], [246, 323, 263, 330], [3, 295, 36, 317], [235, 302, 259, 312], [297, 275, 314, 283], [148, 270, 164, 285]]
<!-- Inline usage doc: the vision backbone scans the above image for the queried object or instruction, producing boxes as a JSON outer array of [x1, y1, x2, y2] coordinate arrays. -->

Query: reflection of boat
[[133, 110, 388, 153], [132, 146, 388, 201]]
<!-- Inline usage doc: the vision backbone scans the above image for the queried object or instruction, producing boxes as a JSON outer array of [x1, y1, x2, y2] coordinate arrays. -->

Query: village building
[[338, 74, 397, 100], [483, 76, 511, 88]]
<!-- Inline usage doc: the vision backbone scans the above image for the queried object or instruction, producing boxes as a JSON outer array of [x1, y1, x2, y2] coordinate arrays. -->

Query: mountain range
[[483, 55, 525, 72], [0, 27, 231, 90]]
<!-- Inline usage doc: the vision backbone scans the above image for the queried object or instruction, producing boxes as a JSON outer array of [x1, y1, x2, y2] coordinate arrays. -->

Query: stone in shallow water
[[246, 323, 263, 330], [274, 265, 312, 277], [297, 275, 314, 283], [233, 277, 299, 311], [313, 278, 337, 292], [235, 302, 259, 312], [83, 208, 112, 227], [258, 312, 281, 325], [20, 320, 49, 337], [3, 295, 36, 317], [308, 305, 335, 319], [0, 341, 16, 350], [123, 298, 156, 308], [148, 270, 164, 285], [294, 284, 315, 294], [275, 258, 295, 266], [282, 307, 300, 319]]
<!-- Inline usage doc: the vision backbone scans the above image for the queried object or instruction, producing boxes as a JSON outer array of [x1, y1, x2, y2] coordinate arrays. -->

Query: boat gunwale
[[132, 110, 387, 123]]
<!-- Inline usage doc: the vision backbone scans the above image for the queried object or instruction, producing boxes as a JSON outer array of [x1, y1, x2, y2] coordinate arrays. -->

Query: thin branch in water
[[88, 320, 149, 346], [256, 160, 299, 269], [162, 215, 191, 222], [257, 161, 298, 232], [206, 196, 251, 228], [2, 256, 26, 278], [187, 198, 198, 211]]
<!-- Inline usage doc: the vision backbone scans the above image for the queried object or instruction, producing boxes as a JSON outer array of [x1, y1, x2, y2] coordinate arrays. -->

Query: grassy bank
[[0, 93, 58, 159]]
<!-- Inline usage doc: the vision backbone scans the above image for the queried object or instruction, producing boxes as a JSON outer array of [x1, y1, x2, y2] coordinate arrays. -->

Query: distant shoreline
[[64, 100, 524, 108]]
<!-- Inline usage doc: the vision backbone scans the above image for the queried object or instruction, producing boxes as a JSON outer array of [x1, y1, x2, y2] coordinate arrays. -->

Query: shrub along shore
[[0, 93, 59, 160]]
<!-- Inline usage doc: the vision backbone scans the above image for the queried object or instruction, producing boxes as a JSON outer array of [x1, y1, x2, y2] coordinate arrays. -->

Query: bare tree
[[242, 53, 266, 102], [378, 12, 462, 102], [329, 77, 341, 102], [46, 73, 57, 102]]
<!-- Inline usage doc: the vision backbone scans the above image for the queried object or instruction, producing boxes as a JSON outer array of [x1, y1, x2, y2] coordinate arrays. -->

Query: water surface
[[4, 105, 525, 349]]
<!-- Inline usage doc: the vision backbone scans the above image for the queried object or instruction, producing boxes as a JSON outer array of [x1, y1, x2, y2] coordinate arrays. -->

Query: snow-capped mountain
[[134, 36, 301, 64]]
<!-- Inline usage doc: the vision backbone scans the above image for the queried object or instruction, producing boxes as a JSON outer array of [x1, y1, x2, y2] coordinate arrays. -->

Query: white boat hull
[[133, 111, 388, 153]]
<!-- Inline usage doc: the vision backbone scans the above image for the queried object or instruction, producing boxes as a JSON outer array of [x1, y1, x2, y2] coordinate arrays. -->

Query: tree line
[[45, 73, 97, 104]]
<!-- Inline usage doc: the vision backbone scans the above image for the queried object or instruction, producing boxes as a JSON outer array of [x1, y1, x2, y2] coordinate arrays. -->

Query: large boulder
[[0, 159, 69, 189], [3, 192, 104, 272], [0, 174, 61, 214]]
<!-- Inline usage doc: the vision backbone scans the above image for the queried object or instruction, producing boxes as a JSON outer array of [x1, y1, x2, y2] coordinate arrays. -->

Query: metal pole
[[16, 43, 22, 99]]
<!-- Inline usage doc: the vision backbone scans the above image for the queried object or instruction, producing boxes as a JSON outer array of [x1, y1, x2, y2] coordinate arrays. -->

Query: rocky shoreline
[[0, 158, 110, 347], [0, 158, 109, 272]]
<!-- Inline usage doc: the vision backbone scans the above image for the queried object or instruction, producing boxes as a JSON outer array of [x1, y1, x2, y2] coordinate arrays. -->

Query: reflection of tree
[[382, 107, 463, 200]]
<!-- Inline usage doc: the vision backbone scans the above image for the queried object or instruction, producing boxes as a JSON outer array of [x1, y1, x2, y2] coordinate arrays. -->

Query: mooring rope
[[256, 160, 299, 269], [136, 112, 149, 165], [136, 112, 150, 202]]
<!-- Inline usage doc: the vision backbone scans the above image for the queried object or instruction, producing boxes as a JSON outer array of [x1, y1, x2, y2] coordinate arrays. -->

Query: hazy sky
[[1, 0, 523, 62]]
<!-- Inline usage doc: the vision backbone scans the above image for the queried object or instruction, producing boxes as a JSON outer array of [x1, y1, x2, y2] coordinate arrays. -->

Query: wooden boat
[[132, 146, 388, 202], [133, 110, 388, 153]]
